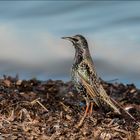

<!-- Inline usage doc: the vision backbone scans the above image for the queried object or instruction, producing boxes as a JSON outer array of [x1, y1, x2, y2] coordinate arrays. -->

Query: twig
[[59, 102, 69, 112], [31, 98, 48, 112]]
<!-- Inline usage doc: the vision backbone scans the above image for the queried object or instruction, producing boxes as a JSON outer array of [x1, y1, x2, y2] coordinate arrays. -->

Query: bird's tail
[[99, 85, 121, 114], [110, 97, 136, 121]]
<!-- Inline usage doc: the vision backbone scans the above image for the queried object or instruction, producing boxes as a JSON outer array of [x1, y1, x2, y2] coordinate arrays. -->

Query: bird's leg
[[77, 97, 90, 128], [84, 100, 90, 117], [89, 102, 93, 116], [84, 96, 90, 116]]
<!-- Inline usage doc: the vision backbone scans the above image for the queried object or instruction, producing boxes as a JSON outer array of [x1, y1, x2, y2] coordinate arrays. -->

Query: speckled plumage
[[62, 35, 121, 114]]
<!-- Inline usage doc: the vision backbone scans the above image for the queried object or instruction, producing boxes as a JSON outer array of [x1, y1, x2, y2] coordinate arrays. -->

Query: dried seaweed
[[0, 76, 139, 139]]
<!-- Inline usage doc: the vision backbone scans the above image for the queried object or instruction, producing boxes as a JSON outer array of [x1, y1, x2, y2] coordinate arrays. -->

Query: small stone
[[82, 129, 91, 136], [16, 80, 22, 85], [66, 115, 72, 120], [3, 80, 11, 87]]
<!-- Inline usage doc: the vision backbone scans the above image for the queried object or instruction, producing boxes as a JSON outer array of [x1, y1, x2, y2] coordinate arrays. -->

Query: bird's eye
[[73, 38, 78, 42]]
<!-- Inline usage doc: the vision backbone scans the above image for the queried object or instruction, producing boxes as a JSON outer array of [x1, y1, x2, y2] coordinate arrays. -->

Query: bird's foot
[[77, 102, 94, 128]]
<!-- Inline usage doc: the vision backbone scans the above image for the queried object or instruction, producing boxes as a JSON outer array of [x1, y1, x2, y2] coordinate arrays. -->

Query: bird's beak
[[61, 36, 74, 42]]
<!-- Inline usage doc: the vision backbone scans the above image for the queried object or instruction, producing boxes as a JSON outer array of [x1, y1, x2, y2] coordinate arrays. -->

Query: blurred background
[[0, 1, 140, 87]]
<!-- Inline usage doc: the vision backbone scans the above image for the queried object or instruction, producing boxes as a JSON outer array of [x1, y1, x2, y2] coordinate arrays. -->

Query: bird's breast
[[71, 63, 88, 84]]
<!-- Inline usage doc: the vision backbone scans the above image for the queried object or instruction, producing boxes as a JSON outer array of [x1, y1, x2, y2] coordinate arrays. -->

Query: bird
[[62, 34, 135, 126]]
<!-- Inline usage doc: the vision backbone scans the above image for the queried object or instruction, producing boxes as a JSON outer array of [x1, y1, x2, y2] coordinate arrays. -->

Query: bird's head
[[62, 34, 88, 51]]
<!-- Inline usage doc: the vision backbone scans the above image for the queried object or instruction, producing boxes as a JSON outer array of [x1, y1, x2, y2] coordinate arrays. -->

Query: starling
[[62, 35, 135, 126]]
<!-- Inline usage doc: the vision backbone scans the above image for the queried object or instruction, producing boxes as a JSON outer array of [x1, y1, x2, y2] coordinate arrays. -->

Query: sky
[[0, 1, 140, 87]]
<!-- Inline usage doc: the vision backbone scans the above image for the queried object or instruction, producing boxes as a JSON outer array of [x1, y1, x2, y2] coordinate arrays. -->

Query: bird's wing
[[77, 70, 100, 106], [77, 59, 121, 114]]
